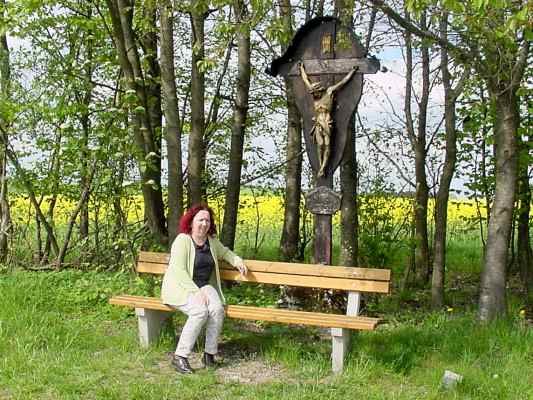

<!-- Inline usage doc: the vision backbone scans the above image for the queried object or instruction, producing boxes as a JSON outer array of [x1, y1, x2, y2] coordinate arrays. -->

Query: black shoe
[[202, 352, 218, 369], [171, 356, 194, 374]]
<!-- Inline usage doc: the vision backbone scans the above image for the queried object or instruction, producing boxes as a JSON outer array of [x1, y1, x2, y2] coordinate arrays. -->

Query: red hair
[[179, 204, 217, 235]]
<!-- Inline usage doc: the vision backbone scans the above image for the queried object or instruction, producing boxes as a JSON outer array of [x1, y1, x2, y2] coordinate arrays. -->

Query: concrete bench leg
[[331, 327, 350, 373], [135, 308, 173, 347], [331, 291, 361, 374]]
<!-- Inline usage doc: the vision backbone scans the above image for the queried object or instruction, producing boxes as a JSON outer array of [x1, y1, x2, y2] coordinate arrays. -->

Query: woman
[[161, 204, 247, 374]]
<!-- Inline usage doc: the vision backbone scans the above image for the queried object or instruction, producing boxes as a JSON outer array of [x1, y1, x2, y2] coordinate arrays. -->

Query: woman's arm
[[211, 237, 247, 276], [168, 234, 199, 293]]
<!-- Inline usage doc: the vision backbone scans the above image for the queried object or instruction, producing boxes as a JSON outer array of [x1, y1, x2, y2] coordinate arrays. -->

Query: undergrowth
[[0, 269, 531, 399]]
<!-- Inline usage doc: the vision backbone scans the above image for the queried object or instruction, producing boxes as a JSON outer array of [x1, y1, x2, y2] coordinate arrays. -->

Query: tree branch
[[511, 39, 530, 88], [366, 0, 471, 62]]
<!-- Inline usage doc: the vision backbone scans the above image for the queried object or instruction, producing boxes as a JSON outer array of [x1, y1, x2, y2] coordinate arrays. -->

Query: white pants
[[175, 285, 225, 358]]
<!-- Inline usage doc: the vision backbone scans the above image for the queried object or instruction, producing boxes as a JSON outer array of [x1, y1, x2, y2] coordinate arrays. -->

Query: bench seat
[[110, 294, 381, 330]]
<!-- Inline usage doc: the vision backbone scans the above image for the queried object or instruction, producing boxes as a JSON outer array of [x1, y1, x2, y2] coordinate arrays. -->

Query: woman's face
[[191, 210, 211, 238]]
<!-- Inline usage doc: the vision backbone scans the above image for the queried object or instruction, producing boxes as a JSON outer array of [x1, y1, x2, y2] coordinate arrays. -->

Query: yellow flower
[[447, 307, 454, 312]]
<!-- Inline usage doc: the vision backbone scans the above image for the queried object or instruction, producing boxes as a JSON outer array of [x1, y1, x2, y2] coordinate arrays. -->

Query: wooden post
[[313, 175, 334, 264], [314, 214, 332, 264]]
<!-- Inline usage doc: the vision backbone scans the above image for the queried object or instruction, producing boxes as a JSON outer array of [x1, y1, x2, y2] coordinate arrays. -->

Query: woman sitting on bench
[[161, 204, 248, 374]]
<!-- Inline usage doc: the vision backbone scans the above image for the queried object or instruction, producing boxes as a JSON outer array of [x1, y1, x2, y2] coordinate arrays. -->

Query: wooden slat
[[110, 295, 175, 311], [221, 260, 390, 281], [109, 295, 379, 330], [220, 270, 390, 293], [227, 305, 379, 330], [227, 304, 379, 324], [136, 261, 167, 274], [134, 262, 390, 293], [138, 251, 170, 264], [134, 263, 390, 293], [136, 251, 391, 283]]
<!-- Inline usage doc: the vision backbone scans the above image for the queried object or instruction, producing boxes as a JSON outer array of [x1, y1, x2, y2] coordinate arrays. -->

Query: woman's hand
[[235, 260, 248, 276]]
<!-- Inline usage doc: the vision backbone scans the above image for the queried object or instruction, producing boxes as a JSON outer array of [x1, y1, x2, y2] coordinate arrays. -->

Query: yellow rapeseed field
[[9, 193, 486, 230]]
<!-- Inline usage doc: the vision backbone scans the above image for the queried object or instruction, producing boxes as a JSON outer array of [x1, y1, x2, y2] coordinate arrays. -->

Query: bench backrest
[[136, 251, 390, 294]]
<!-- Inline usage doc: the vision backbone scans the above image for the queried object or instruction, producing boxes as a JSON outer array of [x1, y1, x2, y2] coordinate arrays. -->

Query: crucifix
[[268, 16, 379, 265], [299, 61, 359, 178]]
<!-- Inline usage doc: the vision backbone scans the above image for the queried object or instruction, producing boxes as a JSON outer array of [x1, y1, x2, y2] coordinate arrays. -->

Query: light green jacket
[[161, 233, 243, 306]]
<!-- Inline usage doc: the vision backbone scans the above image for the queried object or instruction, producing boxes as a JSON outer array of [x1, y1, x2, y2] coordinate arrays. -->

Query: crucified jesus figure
[[299, 62, 358, 177]]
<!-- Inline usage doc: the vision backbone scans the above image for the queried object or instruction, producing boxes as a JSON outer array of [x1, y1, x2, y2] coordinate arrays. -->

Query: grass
[[1, 269, 532, 399]]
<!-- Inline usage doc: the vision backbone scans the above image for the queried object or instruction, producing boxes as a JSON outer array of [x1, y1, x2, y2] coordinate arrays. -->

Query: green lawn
[[0, 269, 531, 399]]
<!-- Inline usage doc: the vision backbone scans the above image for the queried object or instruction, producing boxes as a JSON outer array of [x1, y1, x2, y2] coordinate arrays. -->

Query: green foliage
[[224, 282, 278, 307], [357, 177, 411, 268]]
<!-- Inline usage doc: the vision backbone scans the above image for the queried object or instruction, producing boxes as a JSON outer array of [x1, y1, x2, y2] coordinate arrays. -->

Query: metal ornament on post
[[268, 16, 379, 266]]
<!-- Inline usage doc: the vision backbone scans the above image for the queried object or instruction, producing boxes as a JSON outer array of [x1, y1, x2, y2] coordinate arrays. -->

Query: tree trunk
[[279, 0, 303, 262], [188, 6, 207, 205], [0, 151, 10, 262], [339, 117, 357, 267], [1, 144, 59, 256], [478, 89, 519, 321], [279, 82, 303, 261], [160, 0, 184, 244], [139, 1, 166, 243], [336, 0, 360, 268], [0, 9, 11, 262], [431, 13, 463, 309], [79, 24, 93, 240], [56, 160, 97, 269], [404, 10, 430, 286], [79, 119, 90, 240], [401, 198, 416, 291], [106, 0, 167, 244], [221, 0, 251, 250], [517, 142, 533, 312]]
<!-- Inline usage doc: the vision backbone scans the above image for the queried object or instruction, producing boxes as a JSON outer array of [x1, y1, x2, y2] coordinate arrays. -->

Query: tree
[[278, 0, 303, 262], [401, 8, 432, 286], [369, 0, 531, 320], [221, 0, 252, 249], [0, 0, 12, 262], [517, 134, 532, 313], [516, 73, 533, 315], [187, 2, 207, 205], [431, 11, 468, 309], [160, 0, 184, 243], [106, 0, 167, 244]]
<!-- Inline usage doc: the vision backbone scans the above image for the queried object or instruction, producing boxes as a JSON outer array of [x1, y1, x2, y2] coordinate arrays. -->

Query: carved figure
[[299, 62, 358, 177]]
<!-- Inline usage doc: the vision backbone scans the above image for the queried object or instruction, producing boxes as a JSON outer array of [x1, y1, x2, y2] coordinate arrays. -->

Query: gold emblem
[[321, 34, 332, 55]]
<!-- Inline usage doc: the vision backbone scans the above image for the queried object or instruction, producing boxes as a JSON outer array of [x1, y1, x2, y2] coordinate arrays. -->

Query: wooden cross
[[268, 17, 379, 265]]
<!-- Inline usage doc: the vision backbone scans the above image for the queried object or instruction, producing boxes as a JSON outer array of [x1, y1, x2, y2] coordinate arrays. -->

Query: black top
[[192, 240, 215, 288]]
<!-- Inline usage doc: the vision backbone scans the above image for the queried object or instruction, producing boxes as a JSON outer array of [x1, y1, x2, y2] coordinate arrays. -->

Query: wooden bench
[[110, 251, 391, 373]]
